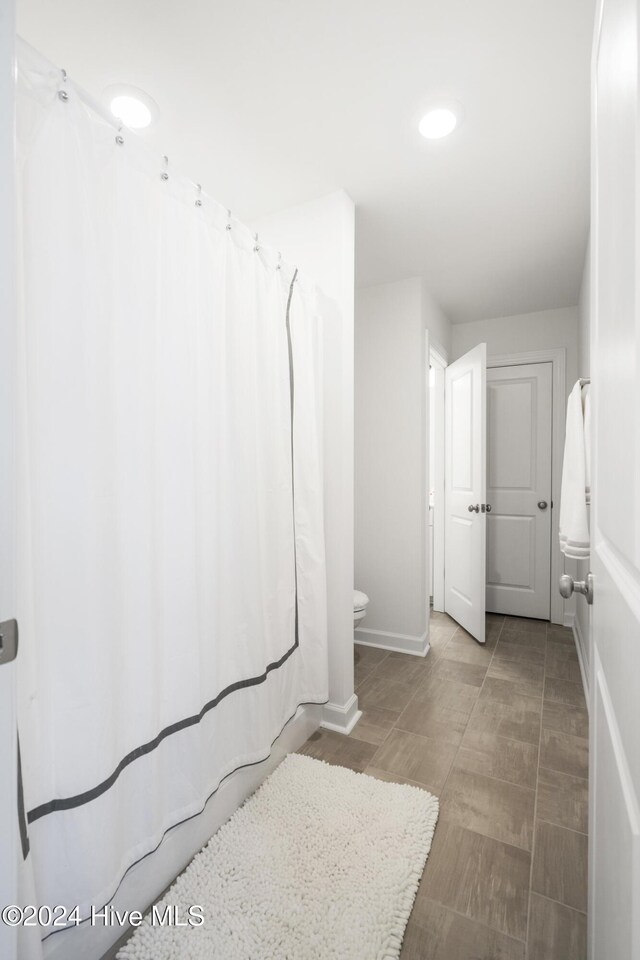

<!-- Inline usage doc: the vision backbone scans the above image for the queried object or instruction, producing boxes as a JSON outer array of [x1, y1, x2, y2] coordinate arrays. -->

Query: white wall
[[251, 190, 353, 312], [354, 277, 450, 654], [578, 241, 590, 380], [451, 305, 579, 394], [251, 190, 358, 731], [422, 282, 451, 358], [575, 241, 591, 690]]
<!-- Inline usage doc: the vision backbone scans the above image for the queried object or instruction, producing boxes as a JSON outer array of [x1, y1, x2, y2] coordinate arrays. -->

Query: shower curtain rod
[[50, 49, 289, 270]]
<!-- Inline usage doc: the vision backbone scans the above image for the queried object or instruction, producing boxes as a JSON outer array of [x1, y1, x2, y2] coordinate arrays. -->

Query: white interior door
[[589, 0, 640, 955], [444, 343, 486, 643], [486, 362, 552, 619]]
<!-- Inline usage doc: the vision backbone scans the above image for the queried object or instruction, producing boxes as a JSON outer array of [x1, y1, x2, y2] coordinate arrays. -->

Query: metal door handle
[[538, 500, 548, 510], [559, 573, 593, 605], [468, 504, 480, 513]]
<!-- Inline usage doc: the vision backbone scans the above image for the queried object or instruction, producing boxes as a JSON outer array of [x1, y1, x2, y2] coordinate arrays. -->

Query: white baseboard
[[321, 694, 362, 735], [354, 626, 430, 658], [571, 613, 590, 709]]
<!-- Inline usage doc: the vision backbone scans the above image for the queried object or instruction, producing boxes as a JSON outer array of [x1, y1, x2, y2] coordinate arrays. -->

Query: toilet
[[353, 590, 370, 628]]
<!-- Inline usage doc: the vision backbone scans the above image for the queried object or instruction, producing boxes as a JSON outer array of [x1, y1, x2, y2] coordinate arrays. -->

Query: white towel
[[559, 381, 590, 558]]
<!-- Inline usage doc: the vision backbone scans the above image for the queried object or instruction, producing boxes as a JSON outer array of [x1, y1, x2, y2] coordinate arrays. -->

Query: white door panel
[[444, 343, 486, 643], [487, 514, 535, 587], [486, 363, 552, 619], [591, 663, 640, 959], [590, 0, 640, 954]]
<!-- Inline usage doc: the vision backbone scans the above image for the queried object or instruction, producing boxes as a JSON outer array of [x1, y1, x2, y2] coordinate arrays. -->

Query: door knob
[[538, 500, 548, 510], [559, 573, 594, 605], [468, 504, 480, 513], [0, 619, 18, 666]]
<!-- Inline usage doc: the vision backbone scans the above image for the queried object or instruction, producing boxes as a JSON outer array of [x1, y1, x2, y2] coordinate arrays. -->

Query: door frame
[[487, 348, 566, 625], [429, 343, 447, 613]]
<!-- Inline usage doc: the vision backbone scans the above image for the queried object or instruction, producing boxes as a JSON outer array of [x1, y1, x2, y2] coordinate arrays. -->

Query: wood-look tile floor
[[298, 612, 589, 960]]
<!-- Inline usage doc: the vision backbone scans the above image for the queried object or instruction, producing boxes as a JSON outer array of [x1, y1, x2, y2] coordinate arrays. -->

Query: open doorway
[[430, 346, 566, 637]]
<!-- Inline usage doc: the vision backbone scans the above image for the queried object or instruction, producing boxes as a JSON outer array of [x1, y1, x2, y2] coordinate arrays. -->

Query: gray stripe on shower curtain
[[18, 735, 30, 859]]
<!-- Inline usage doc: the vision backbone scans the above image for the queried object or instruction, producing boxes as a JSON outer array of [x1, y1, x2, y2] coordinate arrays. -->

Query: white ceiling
[[17, 0, 593, 323]]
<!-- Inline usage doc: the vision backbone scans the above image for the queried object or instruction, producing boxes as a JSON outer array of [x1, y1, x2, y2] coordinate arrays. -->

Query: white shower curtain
[[15, 40, 328, 945]]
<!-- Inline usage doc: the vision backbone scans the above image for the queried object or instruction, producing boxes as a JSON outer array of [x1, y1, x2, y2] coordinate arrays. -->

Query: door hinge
[[0, 619, 18, 665]]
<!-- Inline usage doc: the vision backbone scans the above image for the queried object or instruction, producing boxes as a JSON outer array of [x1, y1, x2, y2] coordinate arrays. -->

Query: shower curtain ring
[[253, 232, 260, 253], [276, 252, 282, 271], [195, 183, 203, 207], [115, 125, 124, 146], [226, 209, 232, 231], [161, 155, 169, 181], [58, 68, 69, 101]]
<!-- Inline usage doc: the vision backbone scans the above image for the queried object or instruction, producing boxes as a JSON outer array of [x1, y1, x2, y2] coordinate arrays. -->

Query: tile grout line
[[410, 895, 528, 947], [529, 890, 588, 917], [417, 616, 545, 942], [524, 620, 548, 960], [354, 617, 586, 957], [535, 816, 588, 838], [436, 617, 505, 799], [367, 619, 511, 780], [364, 627, 462, 768], [354, 650, 391, 689], [424, 616, 546, 951], [538, 763, 588, 783], [362, 621, 473, 775], [433, 766, 537, 796], [364, 620, 552, 771], [362, 623, 455, 762]]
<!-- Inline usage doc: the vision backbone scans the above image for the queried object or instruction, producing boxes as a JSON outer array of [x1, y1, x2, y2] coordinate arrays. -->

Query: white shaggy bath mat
[[117, 753, 439, 960]]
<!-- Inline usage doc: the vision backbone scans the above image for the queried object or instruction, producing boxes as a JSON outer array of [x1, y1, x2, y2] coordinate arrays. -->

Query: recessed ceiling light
[[418, 102, 463, 140], [103, 84, 159, 130]]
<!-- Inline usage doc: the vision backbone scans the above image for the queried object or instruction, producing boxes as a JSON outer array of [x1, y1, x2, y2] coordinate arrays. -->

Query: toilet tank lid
[[354, 590, 369, 611]]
